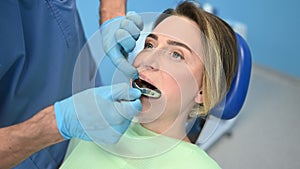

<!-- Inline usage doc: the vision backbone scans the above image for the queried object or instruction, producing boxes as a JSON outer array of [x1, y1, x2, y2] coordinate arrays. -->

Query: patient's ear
[[194, 91, 203, 104]]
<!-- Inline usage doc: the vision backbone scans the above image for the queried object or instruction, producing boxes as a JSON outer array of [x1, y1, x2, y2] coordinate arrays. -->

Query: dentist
[[0, 0, 143, 168]]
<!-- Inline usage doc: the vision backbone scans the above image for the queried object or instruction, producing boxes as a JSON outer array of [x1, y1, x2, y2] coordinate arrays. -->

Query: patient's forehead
[[152, 15, 203, 56]]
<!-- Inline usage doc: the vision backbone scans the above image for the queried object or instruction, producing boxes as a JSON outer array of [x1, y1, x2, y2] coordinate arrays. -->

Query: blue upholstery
[[187, 33, 252, 143], [210, 33, 252, 119]]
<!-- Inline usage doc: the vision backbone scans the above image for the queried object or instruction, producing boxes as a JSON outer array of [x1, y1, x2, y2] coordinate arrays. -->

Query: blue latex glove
[[54, 83, 142, 144], [100, 11, 144, 79]]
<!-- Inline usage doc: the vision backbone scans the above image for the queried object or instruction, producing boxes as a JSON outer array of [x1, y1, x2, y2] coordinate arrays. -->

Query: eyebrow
[[146, 33, 192, 53], [167, 40, 192, 53], [146, 33, 158, 40]]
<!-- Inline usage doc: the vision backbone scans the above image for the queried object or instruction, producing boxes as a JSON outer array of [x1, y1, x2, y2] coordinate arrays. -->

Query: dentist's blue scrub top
[[0, 0, 91, 168]]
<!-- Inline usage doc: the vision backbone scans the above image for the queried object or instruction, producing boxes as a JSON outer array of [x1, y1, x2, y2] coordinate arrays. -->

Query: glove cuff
[[54, 102, 71, 140], [100, 16, 124, 30]]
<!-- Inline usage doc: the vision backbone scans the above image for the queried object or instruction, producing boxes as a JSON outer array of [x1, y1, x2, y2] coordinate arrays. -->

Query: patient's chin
[[140, 96, 151, 111], [136, 95, 167, 123]]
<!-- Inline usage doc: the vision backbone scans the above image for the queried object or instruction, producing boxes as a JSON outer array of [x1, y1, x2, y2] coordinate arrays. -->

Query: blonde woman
[[60, 1, 237, 168]]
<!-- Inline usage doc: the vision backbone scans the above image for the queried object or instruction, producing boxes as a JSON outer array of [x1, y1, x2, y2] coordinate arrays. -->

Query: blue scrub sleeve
[[0, 0, 97, 168]]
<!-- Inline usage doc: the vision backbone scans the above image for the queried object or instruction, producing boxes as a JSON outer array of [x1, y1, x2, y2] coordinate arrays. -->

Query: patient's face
[[133, 16, 204, 126]]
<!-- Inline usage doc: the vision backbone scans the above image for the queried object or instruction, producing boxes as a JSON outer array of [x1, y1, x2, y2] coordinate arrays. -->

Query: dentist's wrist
[[99, 0, 126, 25]]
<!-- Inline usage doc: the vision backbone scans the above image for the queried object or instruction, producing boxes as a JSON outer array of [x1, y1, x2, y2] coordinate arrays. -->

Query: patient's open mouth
[[132, 78, 161, 98]]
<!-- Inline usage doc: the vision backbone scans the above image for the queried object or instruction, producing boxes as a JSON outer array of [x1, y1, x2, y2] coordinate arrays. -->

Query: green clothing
[[60, 123, 221, 169]]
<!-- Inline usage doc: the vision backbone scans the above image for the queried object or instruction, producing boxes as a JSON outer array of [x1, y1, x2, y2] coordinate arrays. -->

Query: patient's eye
[[144, 42, 154, 49], [170, 51, 184, 60]]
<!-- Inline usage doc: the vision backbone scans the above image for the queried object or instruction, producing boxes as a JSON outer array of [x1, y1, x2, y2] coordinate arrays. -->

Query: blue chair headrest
[[187, 33, 252, 143], [210, 33, 252, 119]]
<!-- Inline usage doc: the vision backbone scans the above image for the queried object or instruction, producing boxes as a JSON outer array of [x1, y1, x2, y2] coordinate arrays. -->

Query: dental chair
[[187, 33, 252, 150]]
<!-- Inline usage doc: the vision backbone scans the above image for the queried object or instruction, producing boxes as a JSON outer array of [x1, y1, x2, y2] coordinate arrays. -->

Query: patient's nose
[[136, 49, 162, 71]]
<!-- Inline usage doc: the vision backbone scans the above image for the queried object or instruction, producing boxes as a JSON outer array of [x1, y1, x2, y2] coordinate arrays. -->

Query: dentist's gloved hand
[[54, 83, 142, 144], [100, 11, 144, 79]]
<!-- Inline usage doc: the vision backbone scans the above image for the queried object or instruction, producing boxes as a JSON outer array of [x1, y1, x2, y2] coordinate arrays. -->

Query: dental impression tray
[[132, 78, 161, 98]]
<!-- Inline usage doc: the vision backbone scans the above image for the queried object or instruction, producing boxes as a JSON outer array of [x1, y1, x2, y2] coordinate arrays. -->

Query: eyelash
[[144, 42, 185, 61], [144, 42, 153, 49], [170, 51, 184, 60]]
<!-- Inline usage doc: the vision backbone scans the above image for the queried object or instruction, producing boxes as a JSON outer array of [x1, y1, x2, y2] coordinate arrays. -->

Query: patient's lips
[[132, 77, 161, 99]]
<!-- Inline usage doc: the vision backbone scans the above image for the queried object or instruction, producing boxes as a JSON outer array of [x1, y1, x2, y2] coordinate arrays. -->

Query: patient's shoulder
[[174, 142, 221, 169]]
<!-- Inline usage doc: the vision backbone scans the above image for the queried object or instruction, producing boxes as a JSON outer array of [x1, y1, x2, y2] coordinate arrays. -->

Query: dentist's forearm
[[0, 106, 64, 168], [99, 0, 127, 24]]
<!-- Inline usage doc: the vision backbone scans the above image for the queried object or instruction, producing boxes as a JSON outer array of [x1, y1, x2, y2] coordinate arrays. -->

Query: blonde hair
[[154, 1, 238, 117]]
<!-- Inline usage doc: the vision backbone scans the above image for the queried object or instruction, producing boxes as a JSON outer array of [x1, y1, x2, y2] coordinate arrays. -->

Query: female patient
[[60, 1, 237, 168]]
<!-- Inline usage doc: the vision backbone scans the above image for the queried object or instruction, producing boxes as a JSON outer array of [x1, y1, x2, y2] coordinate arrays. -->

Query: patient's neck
[[140, 116, 191, 143]]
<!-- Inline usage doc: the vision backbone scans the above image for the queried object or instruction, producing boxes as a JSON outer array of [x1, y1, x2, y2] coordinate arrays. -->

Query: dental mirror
[[132, 78, 161, 98]]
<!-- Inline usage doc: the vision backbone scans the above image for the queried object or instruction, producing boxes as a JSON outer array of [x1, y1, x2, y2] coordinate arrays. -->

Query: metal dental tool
[[132, 78, 161, 98]]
